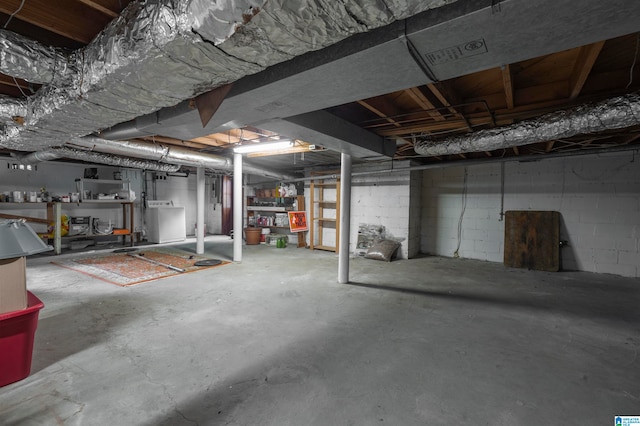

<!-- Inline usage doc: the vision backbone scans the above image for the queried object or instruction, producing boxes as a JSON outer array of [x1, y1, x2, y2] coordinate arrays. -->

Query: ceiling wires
[[626, 32, 640, 90], [453, 167, 468, 259], [4, 0, 29, 98], [3, 0, 26, 29]]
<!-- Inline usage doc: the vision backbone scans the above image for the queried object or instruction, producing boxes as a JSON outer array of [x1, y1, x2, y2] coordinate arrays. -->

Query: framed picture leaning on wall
[[288, 211, 308, 232]]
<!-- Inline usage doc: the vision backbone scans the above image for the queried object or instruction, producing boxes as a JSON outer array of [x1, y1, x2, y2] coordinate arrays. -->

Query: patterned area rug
[[52, 248, 229, 286]]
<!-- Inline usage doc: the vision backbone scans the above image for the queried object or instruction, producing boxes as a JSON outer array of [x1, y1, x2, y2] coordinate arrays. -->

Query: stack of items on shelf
[[275, 213, 289, 227], [254, 184, 298, 198]]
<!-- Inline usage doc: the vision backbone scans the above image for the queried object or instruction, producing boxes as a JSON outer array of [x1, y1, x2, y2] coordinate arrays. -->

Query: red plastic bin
[[0, 291, 44, 387]]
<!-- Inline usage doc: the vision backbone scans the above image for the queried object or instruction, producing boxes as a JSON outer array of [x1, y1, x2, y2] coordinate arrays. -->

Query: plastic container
[[0, 291, 44, 387], [260, 228, 270, 243]]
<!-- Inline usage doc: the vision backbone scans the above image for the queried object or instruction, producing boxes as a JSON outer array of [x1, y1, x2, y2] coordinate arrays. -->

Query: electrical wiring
[[4, 0, 29, 98], [453, 167, 468, 258], [3, 0, 26, 29], [626, 33, 640, 90]]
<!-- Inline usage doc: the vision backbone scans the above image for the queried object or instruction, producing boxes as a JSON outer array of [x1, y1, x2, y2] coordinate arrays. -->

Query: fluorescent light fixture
[[233, 141, 293, 154]]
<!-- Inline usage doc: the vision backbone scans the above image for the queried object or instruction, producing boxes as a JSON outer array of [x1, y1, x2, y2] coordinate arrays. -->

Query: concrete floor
[[1, 236, 639, 425]]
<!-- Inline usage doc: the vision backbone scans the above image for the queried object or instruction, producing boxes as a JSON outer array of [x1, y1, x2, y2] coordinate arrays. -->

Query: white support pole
[[338, 152, 352, 284], [53, 201, 62, 255], [196, 166, 205, 254], [233, 153, 243, 262]]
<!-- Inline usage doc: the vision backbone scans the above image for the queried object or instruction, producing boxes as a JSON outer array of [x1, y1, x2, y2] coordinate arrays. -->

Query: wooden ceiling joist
[[501, 64, 515, 110], [372, 117, 491, 137], [139, 136, 208, 150], [357, 100, 402, 127], [426, 82, 473, 131], [196, 133, 241, 146], [76, 0, 119, 18], [404, 87, 446, 121], [0, 74, 30, 90], [569, 41, 606, 100], [0, 0, 113, 43], [622, 133, 640, 144]]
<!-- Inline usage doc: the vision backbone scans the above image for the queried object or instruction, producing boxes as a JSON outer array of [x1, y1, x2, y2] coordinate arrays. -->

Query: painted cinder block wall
[[348, 163, 415, 259], [300, 162, 421, 259], [421, 151, 640, 278]]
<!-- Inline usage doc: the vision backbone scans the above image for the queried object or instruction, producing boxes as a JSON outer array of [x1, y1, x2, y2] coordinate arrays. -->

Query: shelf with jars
[[245, 195, 306, 247]]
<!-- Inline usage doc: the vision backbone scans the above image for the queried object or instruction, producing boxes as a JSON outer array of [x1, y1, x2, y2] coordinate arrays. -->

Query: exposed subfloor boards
[[2, 236, 639, 425]]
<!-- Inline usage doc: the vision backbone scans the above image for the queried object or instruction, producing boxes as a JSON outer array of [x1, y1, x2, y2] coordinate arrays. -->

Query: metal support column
[[196, 166, 205, 254], [233, 153, 243, 262], [47, 202, 62, 255], [338, 153, 352, 284]]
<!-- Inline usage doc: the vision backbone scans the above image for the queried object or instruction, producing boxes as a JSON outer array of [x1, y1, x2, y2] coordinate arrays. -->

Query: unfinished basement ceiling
[[0, 0, 639, 175]]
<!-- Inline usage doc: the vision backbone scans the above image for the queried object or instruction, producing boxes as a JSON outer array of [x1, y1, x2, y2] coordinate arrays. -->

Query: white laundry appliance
[[146, 200, 186, 244]]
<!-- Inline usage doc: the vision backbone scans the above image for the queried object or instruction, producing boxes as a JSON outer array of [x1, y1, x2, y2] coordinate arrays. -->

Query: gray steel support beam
[[262, 111, 395, 159]]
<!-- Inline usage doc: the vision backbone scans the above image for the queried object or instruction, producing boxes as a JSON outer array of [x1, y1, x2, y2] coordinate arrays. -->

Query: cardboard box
[[0, 257, 27, 314]]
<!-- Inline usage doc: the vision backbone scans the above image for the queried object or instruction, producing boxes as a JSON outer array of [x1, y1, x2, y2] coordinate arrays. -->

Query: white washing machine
[[146, 200, 186, 243]]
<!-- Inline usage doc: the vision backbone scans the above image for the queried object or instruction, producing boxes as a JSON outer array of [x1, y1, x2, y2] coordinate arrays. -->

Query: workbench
[[0, 201, 135, 255]]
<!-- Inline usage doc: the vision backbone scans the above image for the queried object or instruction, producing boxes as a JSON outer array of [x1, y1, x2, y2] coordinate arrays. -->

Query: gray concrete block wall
[[408, 168, 423, 258], [350, 183, 411, 259], [350, 165, 412, 259], [421, 151, 640, 277]]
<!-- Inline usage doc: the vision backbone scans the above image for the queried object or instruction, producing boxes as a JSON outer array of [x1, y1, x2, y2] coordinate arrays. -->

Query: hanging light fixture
[[233, 140, 293, 154]]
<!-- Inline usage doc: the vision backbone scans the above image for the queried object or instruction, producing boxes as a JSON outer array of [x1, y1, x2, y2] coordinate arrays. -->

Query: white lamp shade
[[0, 220, 53, 259]]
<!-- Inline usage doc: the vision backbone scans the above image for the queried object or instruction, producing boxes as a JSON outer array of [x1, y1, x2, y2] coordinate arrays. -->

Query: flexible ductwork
[[0, 0, 457, 151], [17, 142, 293, 180], [66, 136, 296, 180], [0, 96, 26, 125], [16, 146, 180, 172], [69, 136, 231, 169], [0, 30, 76, 85], [414, 94, 640, 157]]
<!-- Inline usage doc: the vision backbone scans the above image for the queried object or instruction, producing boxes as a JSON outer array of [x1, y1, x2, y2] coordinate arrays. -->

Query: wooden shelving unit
[[245, 195, 306, 247], [309, 172, 340, 253]]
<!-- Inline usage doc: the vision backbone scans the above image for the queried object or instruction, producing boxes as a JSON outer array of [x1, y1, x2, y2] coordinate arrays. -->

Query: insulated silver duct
[[69, 136, 231, 169], [0, 29, 76, 85], [0, 0, 457, 151], [414, 94, 640, 157], [16, 146, 180, 172], [0, 96, 26, 124], [67, 136, 296, 180]]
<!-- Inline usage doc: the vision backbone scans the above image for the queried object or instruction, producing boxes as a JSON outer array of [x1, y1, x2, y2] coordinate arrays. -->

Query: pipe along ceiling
[[2, 0, 639, 173]]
